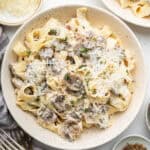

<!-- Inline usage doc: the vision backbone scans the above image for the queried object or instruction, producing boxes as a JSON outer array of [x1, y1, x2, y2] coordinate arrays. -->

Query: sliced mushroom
[[50, 94, 66, 113], [59, 120, 82, 141], [37, 105, 57, 123], [64, 73, 85, 96], [66, 110, 82, 122], [83, 103, 110, 128]]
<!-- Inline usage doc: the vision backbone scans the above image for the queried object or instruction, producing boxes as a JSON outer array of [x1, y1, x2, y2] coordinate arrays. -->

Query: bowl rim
[[145, 103, 150, 131], [0, 0, 43, 26], [1, 3, 147, 150], [102, 0, 150, 28], [112, 134, 150, 150]]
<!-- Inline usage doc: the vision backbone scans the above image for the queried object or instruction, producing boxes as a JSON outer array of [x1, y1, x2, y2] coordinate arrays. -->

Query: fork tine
[[19, 130, 29, 148], [0, 137, 13, 150], [10, 129, 24, 147], [0, 132, 20, 150], [10, 129, 32, 150], [11, 130, 19, 142], [17, 130, 26, 148], [0, 129, 25, 150], [0, 143, 5, 150]]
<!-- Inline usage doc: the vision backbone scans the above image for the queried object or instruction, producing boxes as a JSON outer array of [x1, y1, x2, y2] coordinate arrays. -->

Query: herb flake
[[80, 47, 89, 53], [64, 73, 70, 81], [26, 50, 31, 56], [59, 37, 68, 43], [48, 29, 57, 35], [84, 108, 90, 112]]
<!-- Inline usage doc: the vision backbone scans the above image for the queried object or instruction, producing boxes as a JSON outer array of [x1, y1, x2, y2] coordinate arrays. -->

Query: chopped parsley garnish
[[92, 89, 96, 94], [26, 50, 31, 56], [70, 101, 75, 106], [48, 29, 57, 35], [64, 73, 70, 81], [84, 108, 90, 112], [59, 37, 67, 43], [80, 47, 89, 53]]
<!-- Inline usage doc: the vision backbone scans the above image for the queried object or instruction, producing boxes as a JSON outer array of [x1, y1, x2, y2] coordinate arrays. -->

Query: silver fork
[[9, 128, 32, 150], [0, 128, 25, 150]]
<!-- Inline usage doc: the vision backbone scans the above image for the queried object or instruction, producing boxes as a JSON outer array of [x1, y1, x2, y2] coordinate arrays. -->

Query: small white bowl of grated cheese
[[0, 0, 42, 26]]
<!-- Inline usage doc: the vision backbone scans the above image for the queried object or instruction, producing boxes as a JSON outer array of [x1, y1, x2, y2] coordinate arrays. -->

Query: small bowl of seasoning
[[122, 143, 147, 150], [113, 135, 150, 150], [0, 0, 42, 26]]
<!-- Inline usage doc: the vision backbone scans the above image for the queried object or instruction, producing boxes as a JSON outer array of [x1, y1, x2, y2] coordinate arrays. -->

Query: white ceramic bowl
[[102, 0, 150, 28], [145, 103, 150, 131], [1, 4, 147, 150], [0, 0, 42, 26], [113, 135, 150, 150]]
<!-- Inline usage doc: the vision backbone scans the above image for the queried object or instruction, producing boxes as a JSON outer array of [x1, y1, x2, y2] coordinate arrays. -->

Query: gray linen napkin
[[0, 25, 43, 150], [0, 25, 15, 130]]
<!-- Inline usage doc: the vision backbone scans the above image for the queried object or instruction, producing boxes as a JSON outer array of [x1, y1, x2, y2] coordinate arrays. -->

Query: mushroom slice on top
[[58, 120, 83, 141], [37, 105, 58, 124], [64, 72, 85, 96], [51, 95, 65, 113], [83, 103, 111, 128]]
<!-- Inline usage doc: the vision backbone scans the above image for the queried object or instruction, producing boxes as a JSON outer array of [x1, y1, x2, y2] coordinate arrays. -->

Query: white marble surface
[[4, 0, 150, 149]]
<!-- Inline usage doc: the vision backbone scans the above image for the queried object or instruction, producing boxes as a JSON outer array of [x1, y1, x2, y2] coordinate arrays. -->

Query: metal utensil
[[10, 128, 33, 150], [0, 128, 25, 150]]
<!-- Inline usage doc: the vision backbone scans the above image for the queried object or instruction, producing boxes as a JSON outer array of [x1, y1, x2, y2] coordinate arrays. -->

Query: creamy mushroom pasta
[[117, 0, 150, 18], [10, 8, 135, 141]]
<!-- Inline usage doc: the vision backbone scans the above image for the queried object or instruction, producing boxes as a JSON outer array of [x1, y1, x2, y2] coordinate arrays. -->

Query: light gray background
[[4, 0, 150, 149]]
